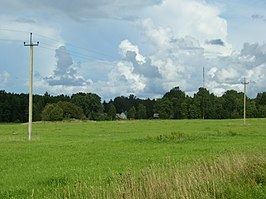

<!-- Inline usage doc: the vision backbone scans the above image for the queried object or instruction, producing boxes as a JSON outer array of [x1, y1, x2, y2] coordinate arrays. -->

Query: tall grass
[[27, 153, 266, 199], [102, 153, 265, 199]]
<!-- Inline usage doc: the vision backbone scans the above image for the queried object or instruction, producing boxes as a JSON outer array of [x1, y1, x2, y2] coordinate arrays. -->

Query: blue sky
[[0, 0, 266, 100]]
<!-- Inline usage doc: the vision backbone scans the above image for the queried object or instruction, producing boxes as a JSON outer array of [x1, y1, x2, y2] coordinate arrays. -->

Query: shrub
[[41, 104, 64, 121], [57, 101, 85, 120]]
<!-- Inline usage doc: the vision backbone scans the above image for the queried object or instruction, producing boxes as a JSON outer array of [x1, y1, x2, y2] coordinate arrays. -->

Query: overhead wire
[[39, 42, 111, 62], [39, 43, 106, 62], [34, 32, 115, 61], [0, 28, 116, 62]]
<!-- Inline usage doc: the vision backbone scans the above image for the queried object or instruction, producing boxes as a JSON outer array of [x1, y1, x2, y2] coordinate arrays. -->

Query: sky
[[0, 0, 266, 100]]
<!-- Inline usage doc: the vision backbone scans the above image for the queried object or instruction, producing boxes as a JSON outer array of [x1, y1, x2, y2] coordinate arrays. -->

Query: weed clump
[[156, 132, 186, 142]]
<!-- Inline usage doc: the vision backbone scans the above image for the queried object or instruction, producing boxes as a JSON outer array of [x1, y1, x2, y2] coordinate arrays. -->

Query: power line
[[1, 28, 115, 60], [39, 43, 109, 62], [0, 36, 111, 62], [0, 28, 29, 34], [35, 33, 114, 60], [0, 38, 24, 43]]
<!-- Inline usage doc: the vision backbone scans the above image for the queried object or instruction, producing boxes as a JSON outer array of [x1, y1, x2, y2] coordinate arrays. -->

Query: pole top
[[24, 33, 39, 47]]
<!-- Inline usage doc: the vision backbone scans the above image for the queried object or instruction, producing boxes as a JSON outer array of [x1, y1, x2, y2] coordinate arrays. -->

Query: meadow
[[0, 119, 265, 198]]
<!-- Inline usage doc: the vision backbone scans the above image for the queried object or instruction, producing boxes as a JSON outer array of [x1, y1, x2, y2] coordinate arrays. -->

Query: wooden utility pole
[[202, 66, 205, 120], [242, 77, 249, 125], [24, 33, 39, 141]]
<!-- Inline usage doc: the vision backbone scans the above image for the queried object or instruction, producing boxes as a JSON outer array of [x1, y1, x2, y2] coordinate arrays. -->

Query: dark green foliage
[[222, 90, 243, 118], [256, 92, 266, 106], [71, 92, 103, 120], [107, 103, 117, 120], [154, 98, 174, 119], [113, 96, 131, 113], [0, 91, 28, 122], [42, 104, 64, 121], [112, 96, 154, 119], [57, 101, 85, 120], [246, 100, 258, 118], [137, 104, 147, 119], [257, 105, 266, 117], [128, 106, 136, 119], [0, 87, 266, 123], [163, 87, 188, 119]]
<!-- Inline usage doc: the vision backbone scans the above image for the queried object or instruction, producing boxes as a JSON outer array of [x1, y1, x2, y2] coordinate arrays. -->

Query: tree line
[[0, 87, 266, 122]]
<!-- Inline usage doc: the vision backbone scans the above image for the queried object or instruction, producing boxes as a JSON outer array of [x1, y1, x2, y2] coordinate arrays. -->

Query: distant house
[[153, 113, 159, 119], [116, 112, 128, 120]]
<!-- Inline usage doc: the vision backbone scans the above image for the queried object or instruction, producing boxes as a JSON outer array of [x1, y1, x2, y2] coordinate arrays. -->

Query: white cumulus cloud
[[44, 46, 92, 87]]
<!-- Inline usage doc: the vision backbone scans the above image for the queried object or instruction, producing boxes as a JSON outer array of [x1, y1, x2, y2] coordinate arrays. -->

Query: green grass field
[[0, 119, 265, 198]]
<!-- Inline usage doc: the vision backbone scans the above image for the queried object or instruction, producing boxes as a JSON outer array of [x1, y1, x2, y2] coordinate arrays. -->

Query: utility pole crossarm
[[24, 33, 39, 141], [24, 33, 39, 47]]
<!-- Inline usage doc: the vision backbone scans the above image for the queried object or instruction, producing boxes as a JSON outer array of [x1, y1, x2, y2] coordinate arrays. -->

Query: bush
[[57, 101, 85, 120], [42, 104, 64, 121]]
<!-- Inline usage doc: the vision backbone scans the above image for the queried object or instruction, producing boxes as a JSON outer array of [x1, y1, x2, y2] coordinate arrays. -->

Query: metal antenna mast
[[24, 33, 39, 141], [241, 77, 249, 125]]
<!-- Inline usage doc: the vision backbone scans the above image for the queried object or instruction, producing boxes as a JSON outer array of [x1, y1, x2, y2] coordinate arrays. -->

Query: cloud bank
[[1, 0, 266, 99], [37, 0, 266, 99]]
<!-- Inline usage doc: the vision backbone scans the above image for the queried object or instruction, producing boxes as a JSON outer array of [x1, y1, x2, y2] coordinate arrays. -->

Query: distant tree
[[113, 95, 142, 114], [180, 101, 189, 119], [42, 104, 64, 121], [43, 92, 70, 104], [103, 100, 108, 113], [188, 102, 201, 119], [255, 92, 266, 118], [222, 90, 243, 119], [0, 90, 11, 122], [57, 101, 85, 120], [163, 87, 187, 119], [1, 88, 266, 123], [113, 96, 131, 113], [192, 87, 210, 119], [128, 106, 136, 119], [33, 95, 45, 121], [210, 95, 225, 119], [137, 104, 147, 119], [163, 87, 186, 99], [256, 92, 266, 106], [128, 94, 139, 108], [257, 105, 266, 118], [144, 98, 155, 119], [246, 100, 258, 118], [71, 93, 103, 120], [107, 103, 117, 120], [154, 98, 173, 119]]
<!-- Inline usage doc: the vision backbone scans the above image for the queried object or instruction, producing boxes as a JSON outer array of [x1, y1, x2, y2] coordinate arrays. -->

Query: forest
[[0, 87, 266, 122]]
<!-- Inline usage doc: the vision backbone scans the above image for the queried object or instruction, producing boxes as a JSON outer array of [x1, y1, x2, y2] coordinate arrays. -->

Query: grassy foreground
[[0, 119, 265, 198]]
